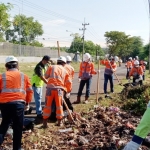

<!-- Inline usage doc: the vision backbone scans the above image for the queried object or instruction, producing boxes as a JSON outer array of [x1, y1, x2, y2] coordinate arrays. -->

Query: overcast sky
[[1, 0, 150, 48]]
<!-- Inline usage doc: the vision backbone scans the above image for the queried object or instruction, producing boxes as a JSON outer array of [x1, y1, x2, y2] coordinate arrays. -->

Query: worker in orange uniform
[[129, 60, 143, 86], [73, 53, 98, 104], [0, 56, 33, 150], [63, 56, 75, 111], [140, 61, 147, 81], [125, 57, 133, 79], [101, 56, 117, 94], [43, 56, 72, 127], [141, 61, 147, 80]]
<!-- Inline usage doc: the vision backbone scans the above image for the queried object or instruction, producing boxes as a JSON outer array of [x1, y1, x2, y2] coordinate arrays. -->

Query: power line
[[79, 19, 89, 61], [12, 0, 83, 24]]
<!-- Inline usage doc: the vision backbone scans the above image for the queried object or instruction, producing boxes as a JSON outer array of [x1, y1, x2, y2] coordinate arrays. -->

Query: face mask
[[84, 59, 89, 62]]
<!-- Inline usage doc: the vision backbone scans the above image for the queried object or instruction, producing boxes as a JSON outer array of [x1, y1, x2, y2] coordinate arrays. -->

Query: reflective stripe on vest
[[1, 72, 26, 94], [49, 66, 66, 81]]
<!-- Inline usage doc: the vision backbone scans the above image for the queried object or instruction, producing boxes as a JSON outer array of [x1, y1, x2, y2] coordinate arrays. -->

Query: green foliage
[[0, 32, 5, 42], [104, 31, 144, 60], [29, 41, 43, 47], [68, 34, 104, 56], [122, 96, 147, 116], [6, 14, 43, 47], [0, 3, 11, 32], [130, 36, 143, 58], [0, 3, 12, 42], [121, 84, 150, 115]]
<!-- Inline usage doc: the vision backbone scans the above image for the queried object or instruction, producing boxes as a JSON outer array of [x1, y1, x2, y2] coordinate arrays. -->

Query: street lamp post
[[7, 3, 21, 56], [66, 30, 75, 52]]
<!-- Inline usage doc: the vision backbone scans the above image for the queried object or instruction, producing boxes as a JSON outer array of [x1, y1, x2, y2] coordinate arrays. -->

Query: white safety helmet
[[83, 53, 91, 61], [114, 56, 119, 62], [135, 56, 139, 60], [5, 56, 18, 63], [57, 56, 66, 63], [143, 61, 147, 65], [129, 57, 132, 60], [134, 60, 139, 65], [66, 56, 72, 62], [105, 54, 109, 58]]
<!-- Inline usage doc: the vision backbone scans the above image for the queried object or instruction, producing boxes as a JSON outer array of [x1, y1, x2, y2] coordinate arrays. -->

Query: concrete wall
[[0, 56, 58, 63]]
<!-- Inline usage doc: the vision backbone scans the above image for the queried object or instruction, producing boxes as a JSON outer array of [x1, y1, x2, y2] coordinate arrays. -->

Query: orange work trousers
[[43, 88, 63, 120]]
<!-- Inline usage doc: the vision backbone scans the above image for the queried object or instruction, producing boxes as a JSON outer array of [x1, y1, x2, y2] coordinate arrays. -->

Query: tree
[[142, 44, 149, 61], [6, 14, 43, 46], [0, 3, 11, 42], [104, 31, 132, 56], [68, 34, 104, 57], [29, 41, 43, 47], [130, 36, 143, 58], [68, 34, 83, 53]]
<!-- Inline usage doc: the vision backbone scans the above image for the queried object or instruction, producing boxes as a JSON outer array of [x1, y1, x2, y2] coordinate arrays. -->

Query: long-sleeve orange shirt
[[129, 66, 143, 78], [45, 65, 72, 92], [78, 61, 97, 80], [125, 61, 133, 69], [101, 60, 117, 75]]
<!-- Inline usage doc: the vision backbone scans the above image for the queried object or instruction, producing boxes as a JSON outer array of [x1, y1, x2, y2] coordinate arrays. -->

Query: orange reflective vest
[[64, 64, 74, 80], [101, 60, 117, 75], [129, 66, 143, 77], [125, 61, 132, 69], [141, 65, 146, 72], [45, 65, 72, 92], [0, 69, 33, 103], [78, 61, 97, 79]]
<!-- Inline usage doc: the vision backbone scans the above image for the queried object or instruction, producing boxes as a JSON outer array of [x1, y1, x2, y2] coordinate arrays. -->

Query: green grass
[[0, 63, 37, 79]]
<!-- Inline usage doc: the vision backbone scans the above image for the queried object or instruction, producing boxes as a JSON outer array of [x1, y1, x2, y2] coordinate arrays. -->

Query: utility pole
[[148, 0, 150, 73], [79, 19, 89, 61]]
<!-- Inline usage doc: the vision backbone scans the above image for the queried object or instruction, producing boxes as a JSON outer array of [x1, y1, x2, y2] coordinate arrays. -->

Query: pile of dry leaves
[[2, 106, 150, 150]]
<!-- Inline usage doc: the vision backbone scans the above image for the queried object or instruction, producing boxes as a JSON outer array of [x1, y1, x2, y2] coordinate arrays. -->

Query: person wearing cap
[[100, 56, 117, 94], [31, 55, 50, 120], [129, 60, 143, 86], [73, 53, 98, 104], [42, 56, 72, 127], [125, 57, 133, 79], [0, 56, 33, 150]]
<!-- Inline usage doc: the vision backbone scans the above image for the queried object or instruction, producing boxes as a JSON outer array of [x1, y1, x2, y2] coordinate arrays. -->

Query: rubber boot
[[73, 96, 81, 104], [43, 119, 48, 128], [85, 96, 88, 101], [84, 96, 89, 104], [57, 119, 63, 126]]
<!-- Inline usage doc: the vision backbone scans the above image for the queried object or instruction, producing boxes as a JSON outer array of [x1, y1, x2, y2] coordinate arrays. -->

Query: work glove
[[135, 79, 139, 83], [128, 79, 131, 83], [24, 103, 30, 111], [111, 69, 115, 72], [123, 141, 140, 150], [66, 93, 70, 98], [78, 78, 81, 83], [139, 75, 143, 81], [97, 70, 100, 73]]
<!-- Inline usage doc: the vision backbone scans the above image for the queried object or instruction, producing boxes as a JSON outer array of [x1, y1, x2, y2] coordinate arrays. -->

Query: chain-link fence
[[0, 42, 74, 58]]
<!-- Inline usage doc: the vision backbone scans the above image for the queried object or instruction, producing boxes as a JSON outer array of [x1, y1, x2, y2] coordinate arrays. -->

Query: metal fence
[[0, 42, 74, 58]]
